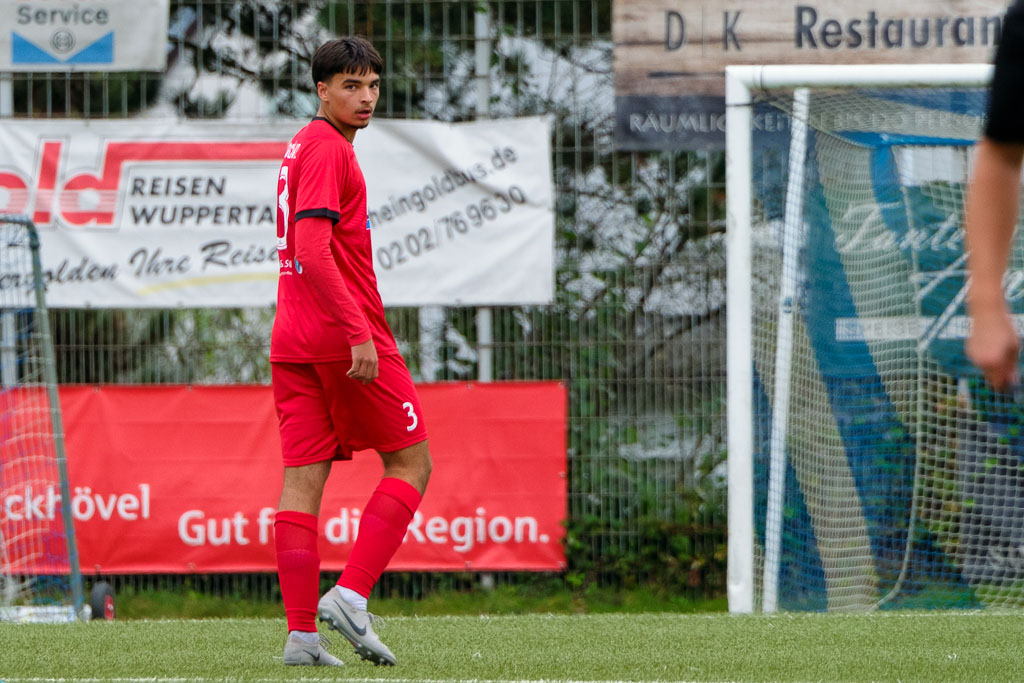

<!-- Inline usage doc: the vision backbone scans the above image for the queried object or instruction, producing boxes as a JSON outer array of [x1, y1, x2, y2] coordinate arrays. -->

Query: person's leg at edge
[[276, 461, 331, 639], [333, 439, 432, 610]]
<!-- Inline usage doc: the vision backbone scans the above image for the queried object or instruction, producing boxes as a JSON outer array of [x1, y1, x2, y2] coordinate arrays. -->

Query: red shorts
[[272, 354, 428, 466]]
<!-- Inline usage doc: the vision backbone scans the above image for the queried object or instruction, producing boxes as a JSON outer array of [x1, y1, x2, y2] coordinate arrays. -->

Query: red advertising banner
[[3, 382, 566, 573]]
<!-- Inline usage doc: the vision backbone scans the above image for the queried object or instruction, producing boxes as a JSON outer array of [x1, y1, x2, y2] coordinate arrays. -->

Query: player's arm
[[293, 216, 378, 384], [293, 139, 378, 383], [966, 0, 1024, 391], [966, 139, 1024, 391]]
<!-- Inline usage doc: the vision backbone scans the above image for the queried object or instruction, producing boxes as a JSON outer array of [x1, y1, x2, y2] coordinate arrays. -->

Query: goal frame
[[0, 214, 85, 622], [725, 63, 994, 614]]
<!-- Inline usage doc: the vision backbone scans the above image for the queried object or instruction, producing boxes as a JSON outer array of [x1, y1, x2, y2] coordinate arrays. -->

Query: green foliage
[[113, 581, 724, 620], [52, 309, 273, 383], [565, 449, 727, 596], [11, 71, 161, 117], [117, 586, 282, 619], [52, 310, 175, 383], [168, 0, 320, 116]]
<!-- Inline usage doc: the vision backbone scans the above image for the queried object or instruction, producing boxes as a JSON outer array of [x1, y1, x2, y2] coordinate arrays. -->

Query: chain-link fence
[[4, 1, 728, 603]]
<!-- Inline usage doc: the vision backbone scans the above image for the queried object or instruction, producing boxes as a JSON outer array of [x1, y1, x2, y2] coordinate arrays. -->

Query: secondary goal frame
[[725, 63, 994, 614], [0, 214, 86, 622]]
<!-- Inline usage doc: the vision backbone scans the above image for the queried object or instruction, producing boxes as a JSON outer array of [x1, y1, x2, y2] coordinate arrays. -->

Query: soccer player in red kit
[[272, 36, 431, 668]]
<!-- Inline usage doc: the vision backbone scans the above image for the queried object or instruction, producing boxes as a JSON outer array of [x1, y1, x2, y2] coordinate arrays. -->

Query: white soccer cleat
[[317, 589, 397, 666], [282, 632, 344, 667]]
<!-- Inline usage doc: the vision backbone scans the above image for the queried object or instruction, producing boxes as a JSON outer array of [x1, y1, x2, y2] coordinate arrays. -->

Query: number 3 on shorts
[[402, 401, 419, 432]]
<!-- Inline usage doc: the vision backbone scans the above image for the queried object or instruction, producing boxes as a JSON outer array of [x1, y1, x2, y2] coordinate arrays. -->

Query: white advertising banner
[[0, 117, 554, 308], [0, 0, 169, 72], [359, 117, 554, 306]]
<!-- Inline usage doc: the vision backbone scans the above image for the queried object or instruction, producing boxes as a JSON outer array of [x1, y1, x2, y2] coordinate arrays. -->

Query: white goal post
[[726, 64, 995, 614]]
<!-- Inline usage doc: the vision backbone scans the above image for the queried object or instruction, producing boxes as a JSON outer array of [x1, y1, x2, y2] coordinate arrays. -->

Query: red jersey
[[271, 117, 398, 362]]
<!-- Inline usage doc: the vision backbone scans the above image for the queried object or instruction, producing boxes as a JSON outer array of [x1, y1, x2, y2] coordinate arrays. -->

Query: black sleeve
[[986, 0, 1024, 143]]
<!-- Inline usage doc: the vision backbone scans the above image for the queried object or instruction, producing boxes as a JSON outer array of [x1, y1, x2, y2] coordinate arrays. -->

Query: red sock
[[338, 477, 422, 597], [274, 510, 320, 632]]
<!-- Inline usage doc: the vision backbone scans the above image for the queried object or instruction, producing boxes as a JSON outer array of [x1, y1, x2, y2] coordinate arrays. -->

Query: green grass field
[[3, 611, 1024, 682]]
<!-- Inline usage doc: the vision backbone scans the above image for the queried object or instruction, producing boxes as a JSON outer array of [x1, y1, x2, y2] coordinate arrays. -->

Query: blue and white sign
[[1, 0, 168, 72]]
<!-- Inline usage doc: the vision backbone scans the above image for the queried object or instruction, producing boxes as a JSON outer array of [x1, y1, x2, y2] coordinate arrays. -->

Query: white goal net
[[0, 215, 84, 622], [725, 64, 1024, 612]]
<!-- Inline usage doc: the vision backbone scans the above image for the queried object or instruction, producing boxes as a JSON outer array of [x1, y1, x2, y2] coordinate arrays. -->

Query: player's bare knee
[[415, 451, 432, 490], [279, 461, 331, 512], [381, 440, 431, 492], [411, 442, 432, 475]]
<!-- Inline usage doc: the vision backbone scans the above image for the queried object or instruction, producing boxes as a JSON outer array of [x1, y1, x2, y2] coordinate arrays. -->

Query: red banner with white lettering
[[5, 383, 566, 573]]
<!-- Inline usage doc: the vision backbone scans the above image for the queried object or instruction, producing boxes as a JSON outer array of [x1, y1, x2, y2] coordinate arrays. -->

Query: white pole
[[0, 312, 15, 387], [762, 87, 811, 613], [475, 6, 491, 116], [475, 4, 494, 385], [749, 63, 992, 89], [418, 306, 444, 381], [725, 66, 754, 614], [1, 73, 14, 388], [475, 3, 495, 592], [0, 72, 11, 113]]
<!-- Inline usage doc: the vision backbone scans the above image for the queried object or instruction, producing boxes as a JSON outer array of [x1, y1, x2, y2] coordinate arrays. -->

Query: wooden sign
[[614, 0, 1008, 148]]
